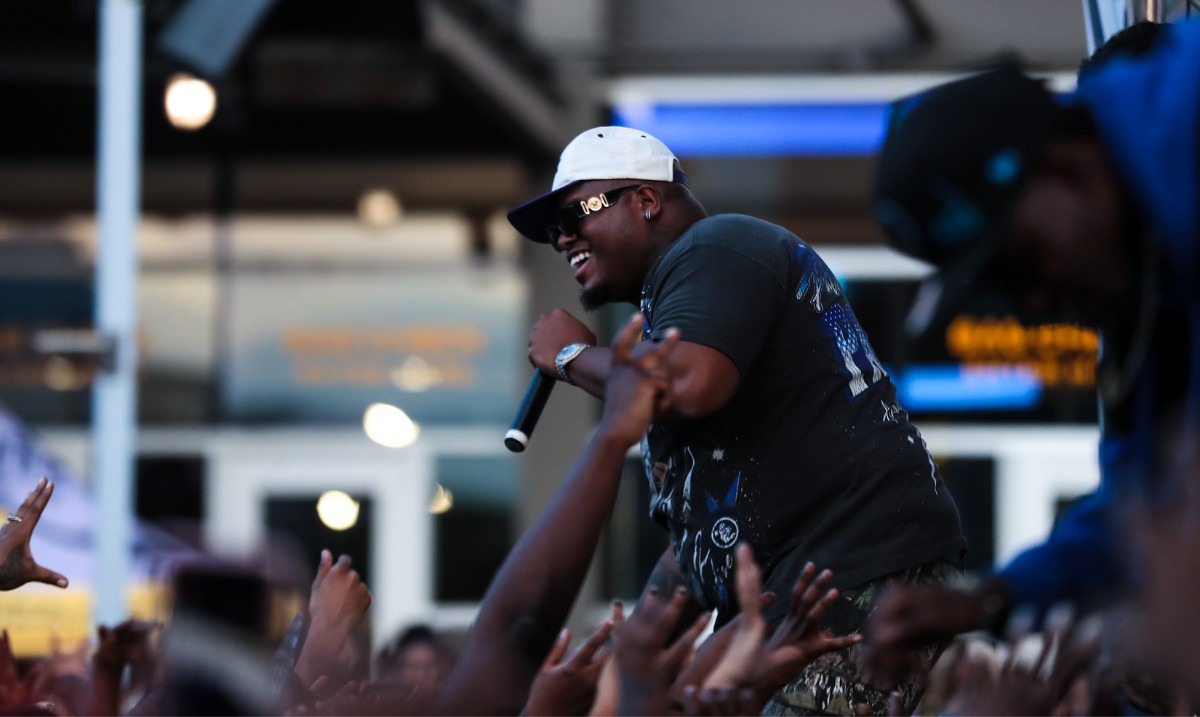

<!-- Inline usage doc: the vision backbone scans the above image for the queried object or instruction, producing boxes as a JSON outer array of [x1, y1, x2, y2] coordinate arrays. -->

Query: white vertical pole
[[94, 0, 142, 625]]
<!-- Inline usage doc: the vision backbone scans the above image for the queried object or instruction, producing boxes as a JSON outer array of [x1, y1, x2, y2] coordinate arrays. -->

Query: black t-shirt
[[639, 214, 965, 624]]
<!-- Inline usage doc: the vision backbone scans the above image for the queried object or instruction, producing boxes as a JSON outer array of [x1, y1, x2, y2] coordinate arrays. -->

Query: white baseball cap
[[507, 126, 689, 242]]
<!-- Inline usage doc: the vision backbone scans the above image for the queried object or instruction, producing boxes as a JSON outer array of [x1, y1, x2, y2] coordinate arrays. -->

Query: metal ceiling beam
[[421, 0, 578, 157]]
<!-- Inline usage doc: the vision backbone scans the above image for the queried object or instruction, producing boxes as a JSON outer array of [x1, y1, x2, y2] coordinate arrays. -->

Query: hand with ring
[[0, 477, 68, 591]]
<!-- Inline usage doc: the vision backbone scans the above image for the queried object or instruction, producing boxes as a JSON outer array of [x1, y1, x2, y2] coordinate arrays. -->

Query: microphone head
[[504, 429, 529, 453]]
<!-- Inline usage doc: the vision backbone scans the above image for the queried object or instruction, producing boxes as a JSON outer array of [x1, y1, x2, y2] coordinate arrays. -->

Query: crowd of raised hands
[[1, 315, 1198, 715]]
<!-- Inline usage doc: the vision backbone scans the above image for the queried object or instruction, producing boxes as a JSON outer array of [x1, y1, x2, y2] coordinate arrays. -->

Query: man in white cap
[[509, 126, 966, 715]]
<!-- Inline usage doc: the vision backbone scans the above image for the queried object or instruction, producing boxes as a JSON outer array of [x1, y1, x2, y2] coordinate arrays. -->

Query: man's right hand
[[528, 309, 598, 377]]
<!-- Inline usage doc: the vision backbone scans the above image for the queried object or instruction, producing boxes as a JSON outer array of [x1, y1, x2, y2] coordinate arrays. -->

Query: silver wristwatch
[[555, 342, 592, 384]]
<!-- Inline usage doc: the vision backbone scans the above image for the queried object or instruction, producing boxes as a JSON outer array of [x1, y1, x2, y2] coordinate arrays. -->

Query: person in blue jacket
[[860, 18, 1197, 679]]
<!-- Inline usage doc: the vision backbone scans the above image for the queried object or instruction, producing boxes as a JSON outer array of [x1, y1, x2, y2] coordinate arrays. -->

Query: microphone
[[505, 370, 556, 452]]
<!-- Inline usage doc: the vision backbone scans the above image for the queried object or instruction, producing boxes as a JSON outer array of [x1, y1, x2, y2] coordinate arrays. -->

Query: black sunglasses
[[544, 184, 642, 249]]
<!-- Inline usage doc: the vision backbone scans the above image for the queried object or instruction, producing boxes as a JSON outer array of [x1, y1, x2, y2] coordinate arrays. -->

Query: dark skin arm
[[434, 314, 680, 715], [529, 309, 740, 420]]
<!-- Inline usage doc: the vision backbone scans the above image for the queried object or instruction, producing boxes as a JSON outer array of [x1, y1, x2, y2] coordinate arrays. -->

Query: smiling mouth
[[569, 251, 591, 269]]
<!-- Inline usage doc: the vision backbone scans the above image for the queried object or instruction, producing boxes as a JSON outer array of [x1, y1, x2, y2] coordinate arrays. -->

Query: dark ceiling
[[1, 0, 569, 164]]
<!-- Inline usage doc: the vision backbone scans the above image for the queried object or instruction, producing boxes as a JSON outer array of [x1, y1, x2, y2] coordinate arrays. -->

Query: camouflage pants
[[761, 560, 961, 717]]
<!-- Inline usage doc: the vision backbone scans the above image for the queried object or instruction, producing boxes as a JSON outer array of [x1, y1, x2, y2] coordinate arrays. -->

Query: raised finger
[[315, 549, 333, 582], [786, 569, 833, 639], [733, 544, 763, 623], [800, 587, 841, 631], [788, 562, 818, 604], [681, 685, 704, 716], [820, 632, 864, 653], [24, 661, 48, 696], [31, 563, 68, 589], [11, 477, 47, 525], [309, 675, 330, 696], [543, 628, 571, 668], [657, 587, 696, 640], [668, 611, 713, 670], [569, 619, 615, 665], [613, 313, 645, 365], [623, 589, 667, 643], [24, 478, 54, 530], [0, 631, 14, 682], [17, 476, 47, 510], [796, 569, 834, 616], [643, 327, 681, 370]]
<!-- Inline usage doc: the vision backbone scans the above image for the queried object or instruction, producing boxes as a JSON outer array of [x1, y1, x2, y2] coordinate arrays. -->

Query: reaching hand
[[757, 557, 862, 690], [701, 545, 860, 709], [94, 619, 161, 672], [0, 629, 53, 711], [613, 587, 711, 716], [0, 477, 68, 591], [308, 550, 373, 632], [700, 544, 769, 691], [597, 313, 679, 448], [294, 550, 373, 686], [670, 589, 777, 699], [524, 619, 615, 716], [939, 609, 1106, 716], [859, 581, 1001, 687]]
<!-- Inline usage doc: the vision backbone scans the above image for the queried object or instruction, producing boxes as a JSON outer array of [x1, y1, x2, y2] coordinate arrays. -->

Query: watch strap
[[555, 343, 592, 384]]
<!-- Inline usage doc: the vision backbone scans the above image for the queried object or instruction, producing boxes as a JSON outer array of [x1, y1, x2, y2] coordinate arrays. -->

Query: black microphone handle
[[505, 370, 556, 452]]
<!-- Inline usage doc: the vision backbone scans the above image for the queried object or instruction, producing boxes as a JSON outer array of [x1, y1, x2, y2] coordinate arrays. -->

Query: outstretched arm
[[435, 314, 679, 715]]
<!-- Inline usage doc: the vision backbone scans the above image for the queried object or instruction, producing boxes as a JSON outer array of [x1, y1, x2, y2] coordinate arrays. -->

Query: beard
[[579, 285, 614, 312]]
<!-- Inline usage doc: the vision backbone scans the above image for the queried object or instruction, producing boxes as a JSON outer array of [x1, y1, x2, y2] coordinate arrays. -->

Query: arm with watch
[[527, 308, 610, 398], [528, 308, 741, 420]]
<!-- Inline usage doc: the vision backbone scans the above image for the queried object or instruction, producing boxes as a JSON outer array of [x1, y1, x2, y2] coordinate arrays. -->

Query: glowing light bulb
[[316, 490, 360, 531], [164, 73, 217, 131], [363, 402, 420, 448]]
